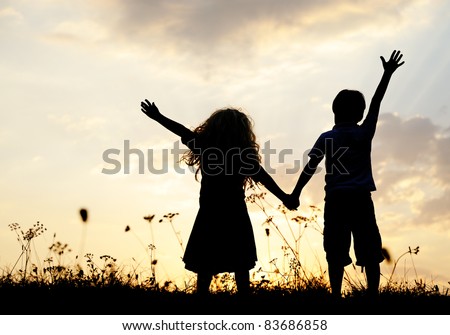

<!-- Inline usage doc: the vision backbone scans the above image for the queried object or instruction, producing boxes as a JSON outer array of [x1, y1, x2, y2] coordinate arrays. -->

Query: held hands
[[282, 194, 300, 211], [381, 50, 405, 74], [141, 99, 162, 120]]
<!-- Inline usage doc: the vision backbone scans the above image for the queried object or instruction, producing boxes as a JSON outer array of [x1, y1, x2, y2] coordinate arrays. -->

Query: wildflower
[[23, 222, 47, 241], [143, 214, 155, 223], [163, 213, 179, 220], [8, 223, 20, 231], [277, 204, 287, 214], [291, 216, 308, 223], [79, 208, 88, 223], [263, 216, 274, 225]]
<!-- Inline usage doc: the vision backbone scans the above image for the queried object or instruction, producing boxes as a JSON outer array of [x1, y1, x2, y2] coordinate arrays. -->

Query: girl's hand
[[141, 99, 162, 120], [380, 50, 405, 74]]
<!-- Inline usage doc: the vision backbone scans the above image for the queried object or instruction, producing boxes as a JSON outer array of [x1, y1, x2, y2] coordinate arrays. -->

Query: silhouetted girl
[[141, 100, 289, 294]]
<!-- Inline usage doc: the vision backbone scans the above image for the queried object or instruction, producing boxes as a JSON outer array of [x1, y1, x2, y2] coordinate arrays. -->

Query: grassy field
[[1, 276, 449, 315], [2, 194, 449, 316]]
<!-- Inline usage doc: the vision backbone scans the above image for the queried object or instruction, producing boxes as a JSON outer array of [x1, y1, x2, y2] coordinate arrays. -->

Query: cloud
[[0, 6, 24, 23], [434, 135, 450, 184], [417, 191, 450, 227], [41, 0, 423, 63], [0, 5, 24, 34], [32, 0, 433, 88], [372, 113, 450, 227], [101, 0, 416, 47], [374, 113, 438, 165], [47, 113, 107, 133], [44, 19, 109, 45], [374, 113, 450, 185]]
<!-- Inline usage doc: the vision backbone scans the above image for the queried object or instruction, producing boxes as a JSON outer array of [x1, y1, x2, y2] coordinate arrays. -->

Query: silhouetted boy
[[285, 50, 405, 298]]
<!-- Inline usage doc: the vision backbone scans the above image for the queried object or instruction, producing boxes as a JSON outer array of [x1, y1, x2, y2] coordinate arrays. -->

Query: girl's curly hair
[[181, 108, 261, 188]]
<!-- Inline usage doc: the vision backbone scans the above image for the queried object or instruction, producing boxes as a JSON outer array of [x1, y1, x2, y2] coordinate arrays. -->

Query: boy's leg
[[197, 272, 212, 294], [323, 192, 352, 299], [235, 270, 250, 295], [364, 262, 380, 296], [328, 263, 344, 298], [352, 193, 383, 297]]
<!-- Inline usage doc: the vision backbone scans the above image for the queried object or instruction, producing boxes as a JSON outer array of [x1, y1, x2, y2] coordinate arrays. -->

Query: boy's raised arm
[[363, 50, 405, 136], [141, 99, 193, 139]]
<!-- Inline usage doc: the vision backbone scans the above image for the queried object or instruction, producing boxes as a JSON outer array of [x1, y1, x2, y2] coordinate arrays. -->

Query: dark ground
[[1, 287, 449, 315]]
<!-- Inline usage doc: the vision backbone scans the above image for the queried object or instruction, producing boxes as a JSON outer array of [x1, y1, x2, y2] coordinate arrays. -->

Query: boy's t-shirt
[[309, 122, 376, 194]]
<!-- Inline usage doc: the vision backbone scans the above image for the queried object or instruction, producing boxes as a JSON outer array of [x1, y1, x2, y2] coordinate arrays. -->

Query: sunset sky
[[1, 0, 449, 290]]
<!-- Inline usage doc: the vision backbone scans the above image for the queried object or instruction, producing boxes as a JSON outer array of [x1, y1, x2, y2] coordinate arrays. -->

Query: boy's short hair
[[332, 89, 366, 123]]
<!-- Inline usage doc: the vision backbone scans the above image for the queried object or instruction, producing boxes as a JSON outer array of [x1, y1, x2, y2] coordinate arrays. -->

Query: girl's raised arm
[[141, 99, 193, 139]]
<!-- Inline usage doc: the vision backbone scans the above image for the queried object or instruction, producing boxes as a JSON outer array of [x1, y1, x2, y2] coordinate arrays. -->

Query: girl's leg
[[197, 272, 212, 295], [235, 270, 250, 295]]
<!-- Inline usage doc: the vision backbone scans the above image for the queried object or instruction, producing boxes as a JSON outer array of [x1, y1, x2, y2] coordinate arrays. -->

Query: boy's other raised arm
[[284, 145, 323, 210], [362, 50, 405, 136], [291, 155, 322, 199], [141, 99, 193, 139]]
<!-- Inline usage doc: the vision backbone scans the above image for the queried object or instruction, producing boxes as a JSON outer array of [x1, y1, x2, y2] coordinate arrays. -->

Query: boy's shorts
[[323, 190, 385, 267]]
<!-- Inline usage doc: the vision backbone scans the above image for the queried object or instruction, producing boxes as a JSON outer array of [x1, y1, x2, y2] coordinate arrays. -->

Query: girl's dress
[[181, 132, 259, 274]]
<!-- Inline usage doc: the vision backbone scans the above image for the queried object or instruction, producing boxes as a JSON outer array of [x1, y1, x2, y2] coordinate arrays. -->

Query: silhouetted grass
[[1, 272, 448, 315], [1, 193, 449, 315]]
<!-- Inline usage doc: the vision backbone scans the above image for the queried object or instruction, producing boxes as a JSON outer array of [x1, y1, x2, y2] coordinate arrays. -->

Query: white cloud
[[44, 19, 110, 45], [97, 0, 419, 47], [0, 6, 24, 23], [373, 113, 450, 228], [47, 113, 107, 133], [35, 0, 428, 75], [374, 113, 438, 164]]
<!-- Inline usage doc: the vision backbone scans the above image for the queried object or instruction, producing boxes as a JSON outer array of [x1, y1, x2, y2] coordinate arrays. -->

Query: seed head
[[80, 208, 88, 223]]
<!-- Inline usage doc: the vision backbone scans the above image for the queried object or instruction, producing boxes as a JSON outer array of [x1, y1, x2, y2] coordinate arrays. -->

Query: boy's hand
[[141, 99, 162, 120], [283, 194, 300, 211], [381, 50, 405, 74]]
